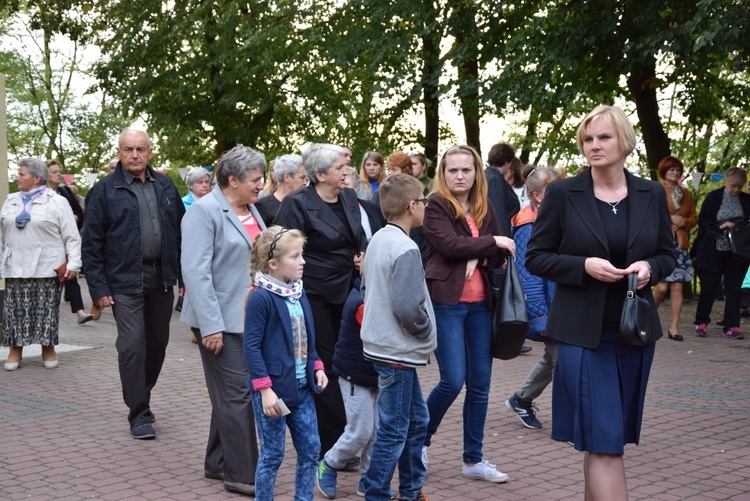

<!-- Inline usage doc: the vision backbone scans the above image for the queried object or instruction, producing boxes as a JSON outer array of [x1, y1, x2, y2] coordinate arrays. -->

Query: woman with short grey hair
[[2, 158, 81, 370], [182, 167, 211, 210], [255, 153, 307, 226], [275, 143, 368, 460], [179, 145, 267, 496], [214, 147, 267, 188]]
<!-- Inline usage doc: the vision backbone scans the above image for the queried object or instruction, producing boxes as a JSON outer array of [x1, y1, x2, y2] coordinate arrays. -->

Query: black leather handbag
[[619, 273, 651, 346], [491, 256, 529, 360], [728, 221, 750, 261]]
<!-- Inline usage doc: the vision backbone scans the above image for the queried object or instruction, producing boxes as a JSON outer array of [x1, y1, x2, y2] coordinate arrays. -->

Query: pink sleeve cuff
[[252, 377, 272, 391], [314, 360, 325, 372]]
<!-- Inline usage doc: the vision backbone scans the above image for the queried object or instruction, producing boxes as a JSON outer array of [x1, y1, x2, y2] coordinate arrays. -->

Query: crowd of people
[[2, 104, 749, 501]]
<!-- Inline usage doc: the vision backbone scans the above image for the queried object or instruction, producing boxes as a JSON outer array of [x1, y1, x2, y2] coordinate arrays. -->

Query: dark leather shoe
[[668, 331, 684, 342], [224, 481, 255, 496], [520, 345, 533, 354]]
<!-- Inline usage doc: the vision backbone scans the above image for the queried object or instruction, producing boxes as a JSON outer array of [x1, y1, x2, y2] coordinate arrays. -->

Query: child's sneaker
[[695, 323, 707, 337], [357, 477, 397, 499], [505, 395, 542, 429], [723, 326, 744, 339], [462, 459, 509, 483], [316, 460, 337, 499]]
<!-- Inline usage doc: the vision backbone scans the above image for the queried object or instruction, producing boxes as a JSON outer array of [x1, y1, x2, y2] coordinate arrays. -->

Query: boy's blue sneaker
[[505, 395, 542, 429], [357, 477, 397, 499], [316, 460, 337, 499]]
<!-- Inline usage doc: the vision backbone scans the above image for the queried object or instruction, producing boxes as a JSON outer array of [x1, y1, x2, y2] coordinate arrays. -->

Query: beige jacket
[[0, 188, 81, 278]]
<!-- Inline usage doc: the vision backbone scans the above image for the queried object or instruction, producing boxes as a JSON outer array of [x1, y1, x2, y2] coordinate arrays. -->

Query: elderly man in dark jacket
[[82, 129, 184, 440]]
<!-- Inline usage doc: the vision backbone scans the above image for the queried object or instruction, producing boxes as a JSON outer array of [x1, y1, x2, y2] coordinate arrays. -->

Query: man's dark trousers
[[112, 263, 173, 426]]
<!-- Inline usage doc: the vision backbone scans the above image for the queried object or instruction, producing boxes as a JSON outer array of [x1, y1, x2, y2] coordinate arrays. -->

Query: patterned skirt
[[3, 277, 63, 347], [663, 248, 694, 283]]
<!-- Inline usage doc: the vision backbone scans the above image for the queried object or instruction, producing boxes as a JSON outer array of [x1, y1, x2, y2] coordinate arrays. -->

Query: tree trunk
[[422, 31, 441, 173], [626, 58, 670, 180], [449, 0, 480, 156], [519, 115, 536, 164]]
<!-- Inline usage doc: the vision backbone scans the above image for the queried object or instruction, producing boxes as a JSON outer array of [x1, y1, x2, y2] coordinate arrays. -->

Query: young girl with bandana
[[243, 226, 329, 501]]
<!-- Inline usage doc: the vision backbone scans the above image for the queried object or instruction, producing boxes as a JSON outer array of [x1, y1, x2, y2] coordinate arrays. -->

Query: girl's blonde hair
[[433, 145, 489, 229], [359, 151, 386, 198], [250, 226, 306, 277]]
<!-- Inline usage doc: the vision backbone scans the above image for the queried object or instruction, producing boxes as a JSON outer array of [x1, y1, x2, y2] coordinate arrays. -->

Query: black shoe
[[520, 345, 533, 354], [130, 423, 155, 440], [668, 331, 684, 342], [224, 481, 255, 496]]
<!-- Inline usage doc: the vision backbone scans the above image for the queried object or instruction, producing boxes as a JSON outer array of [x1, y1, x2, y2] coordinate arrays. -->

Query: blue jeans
[[363, 364, 428, 501], [425, 300, 492, 464], [252, 379, 320, 501]]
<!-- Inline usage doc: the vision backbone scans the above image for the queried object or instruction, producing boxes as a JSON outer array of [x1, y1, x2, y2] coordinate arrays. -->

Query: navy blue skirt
[[551, 329, 655, 455]]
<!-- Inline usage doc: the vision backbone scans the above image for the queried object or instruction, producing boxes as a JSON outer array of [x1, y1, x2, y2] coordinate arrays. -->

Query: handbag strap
[[626, 272, 638, 298]]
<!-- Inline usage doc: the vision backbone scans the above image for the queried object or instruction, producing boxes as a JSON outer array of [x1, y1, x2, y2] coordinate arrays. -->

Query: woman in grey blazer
[[180, 146, 267, 497]]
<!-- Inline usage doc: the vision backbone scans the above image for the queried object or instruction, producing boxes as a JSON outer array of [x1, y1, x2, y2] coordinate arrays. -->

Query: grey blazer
[[179, 186, 267, 336]]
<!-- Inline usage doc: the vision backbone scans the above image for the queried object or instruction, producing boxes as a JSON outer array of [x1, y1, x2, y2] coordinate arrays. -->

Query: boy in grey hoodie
[[360, 174, 437, 501]]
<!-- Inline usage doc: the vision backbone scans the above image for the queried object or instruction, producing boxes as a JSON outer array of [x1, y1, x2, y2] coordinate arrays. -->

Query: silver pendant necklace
[[595, 191, 624, 214], [603, 199, 622, 214]]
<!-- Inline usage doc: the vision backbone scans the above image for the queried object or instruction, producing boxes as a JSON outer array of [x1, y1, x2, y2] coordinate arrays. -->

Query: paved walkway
[[1, 283, 749, 500]]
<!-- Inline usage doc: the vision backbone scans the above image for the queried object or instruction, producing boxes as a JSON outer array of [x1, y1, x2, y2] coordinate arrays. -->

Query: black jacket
[[332, 282, 378, 388], [82, 163, 185, 300], [485, 166, 520, 237], [275, 186, 367, 304], [57, 185, 85, 230], [526, 169, 676, 348], [691, 187, 750, 273]]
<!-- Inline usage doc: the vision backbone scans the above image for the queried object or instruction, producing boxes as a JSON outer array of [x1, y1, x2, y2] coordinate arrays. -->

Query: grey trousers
[[195, 329, 259, 484], [515, 342, 559, 407], [324, 379, 378, 475], [111, 264, 173, 425]]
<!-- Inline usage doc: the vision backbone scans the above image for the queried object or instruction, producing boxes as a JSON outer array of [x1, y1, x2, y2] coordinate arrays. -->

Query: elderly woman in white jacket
[[2, 158, 81, 371]]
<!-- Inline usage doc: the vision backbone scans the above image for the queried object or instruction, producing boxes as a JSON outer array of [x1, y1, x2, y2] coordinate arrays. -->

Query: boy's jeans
[[363, 364, 428, 501], [252, 379, 320, 501]]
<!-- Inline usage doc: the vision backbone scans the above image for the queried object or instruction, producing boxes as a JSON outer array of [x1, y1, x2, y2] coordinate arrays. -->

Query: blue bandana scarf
[[16, 186, 47, 229], [254, 272, 303, 303]]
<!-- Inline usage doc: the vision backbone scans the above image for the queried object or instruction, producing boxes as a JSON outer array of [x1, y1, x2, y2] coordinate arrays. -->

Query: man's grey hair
[[118, 128, 153, 148], [214, 146, 267, 189], [303, 144, 346, 185], [18, 157, 49, 185], [185, 167, 211, 188], [273, 154, 304, 184]]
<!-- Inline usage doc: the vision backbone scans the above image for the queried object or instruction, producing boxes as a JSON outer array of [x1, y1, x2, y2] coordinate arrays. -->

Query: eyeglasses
[[268, 227, 291, 259], [413, 198, 430, 207]]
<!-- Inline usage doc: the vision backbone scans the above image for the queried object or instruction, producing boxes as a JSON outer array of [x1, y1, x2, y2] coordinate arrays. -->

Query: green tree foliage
[[0, 1, 127, 175], [484, 0, 750, 176]]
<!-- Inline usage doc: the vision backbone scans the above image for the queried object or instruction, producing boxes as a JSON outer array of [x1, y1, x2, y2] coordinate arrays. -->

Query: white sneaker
[[421, 446, 429, 467], [462, 460, 509, 483]]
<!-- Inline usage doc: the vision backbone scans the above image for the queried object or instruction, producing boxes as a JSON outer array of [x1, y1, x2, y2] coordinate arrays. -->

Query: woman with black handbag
[[526, 105, 675, 500], [691, 166, 750, 339], [421, 145, 515, 484]]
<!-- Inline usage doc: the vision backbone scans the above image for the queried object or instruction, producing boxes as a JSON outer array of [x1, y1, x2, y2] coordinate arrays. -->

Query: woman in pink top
[[421, 145, 515, 483]]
